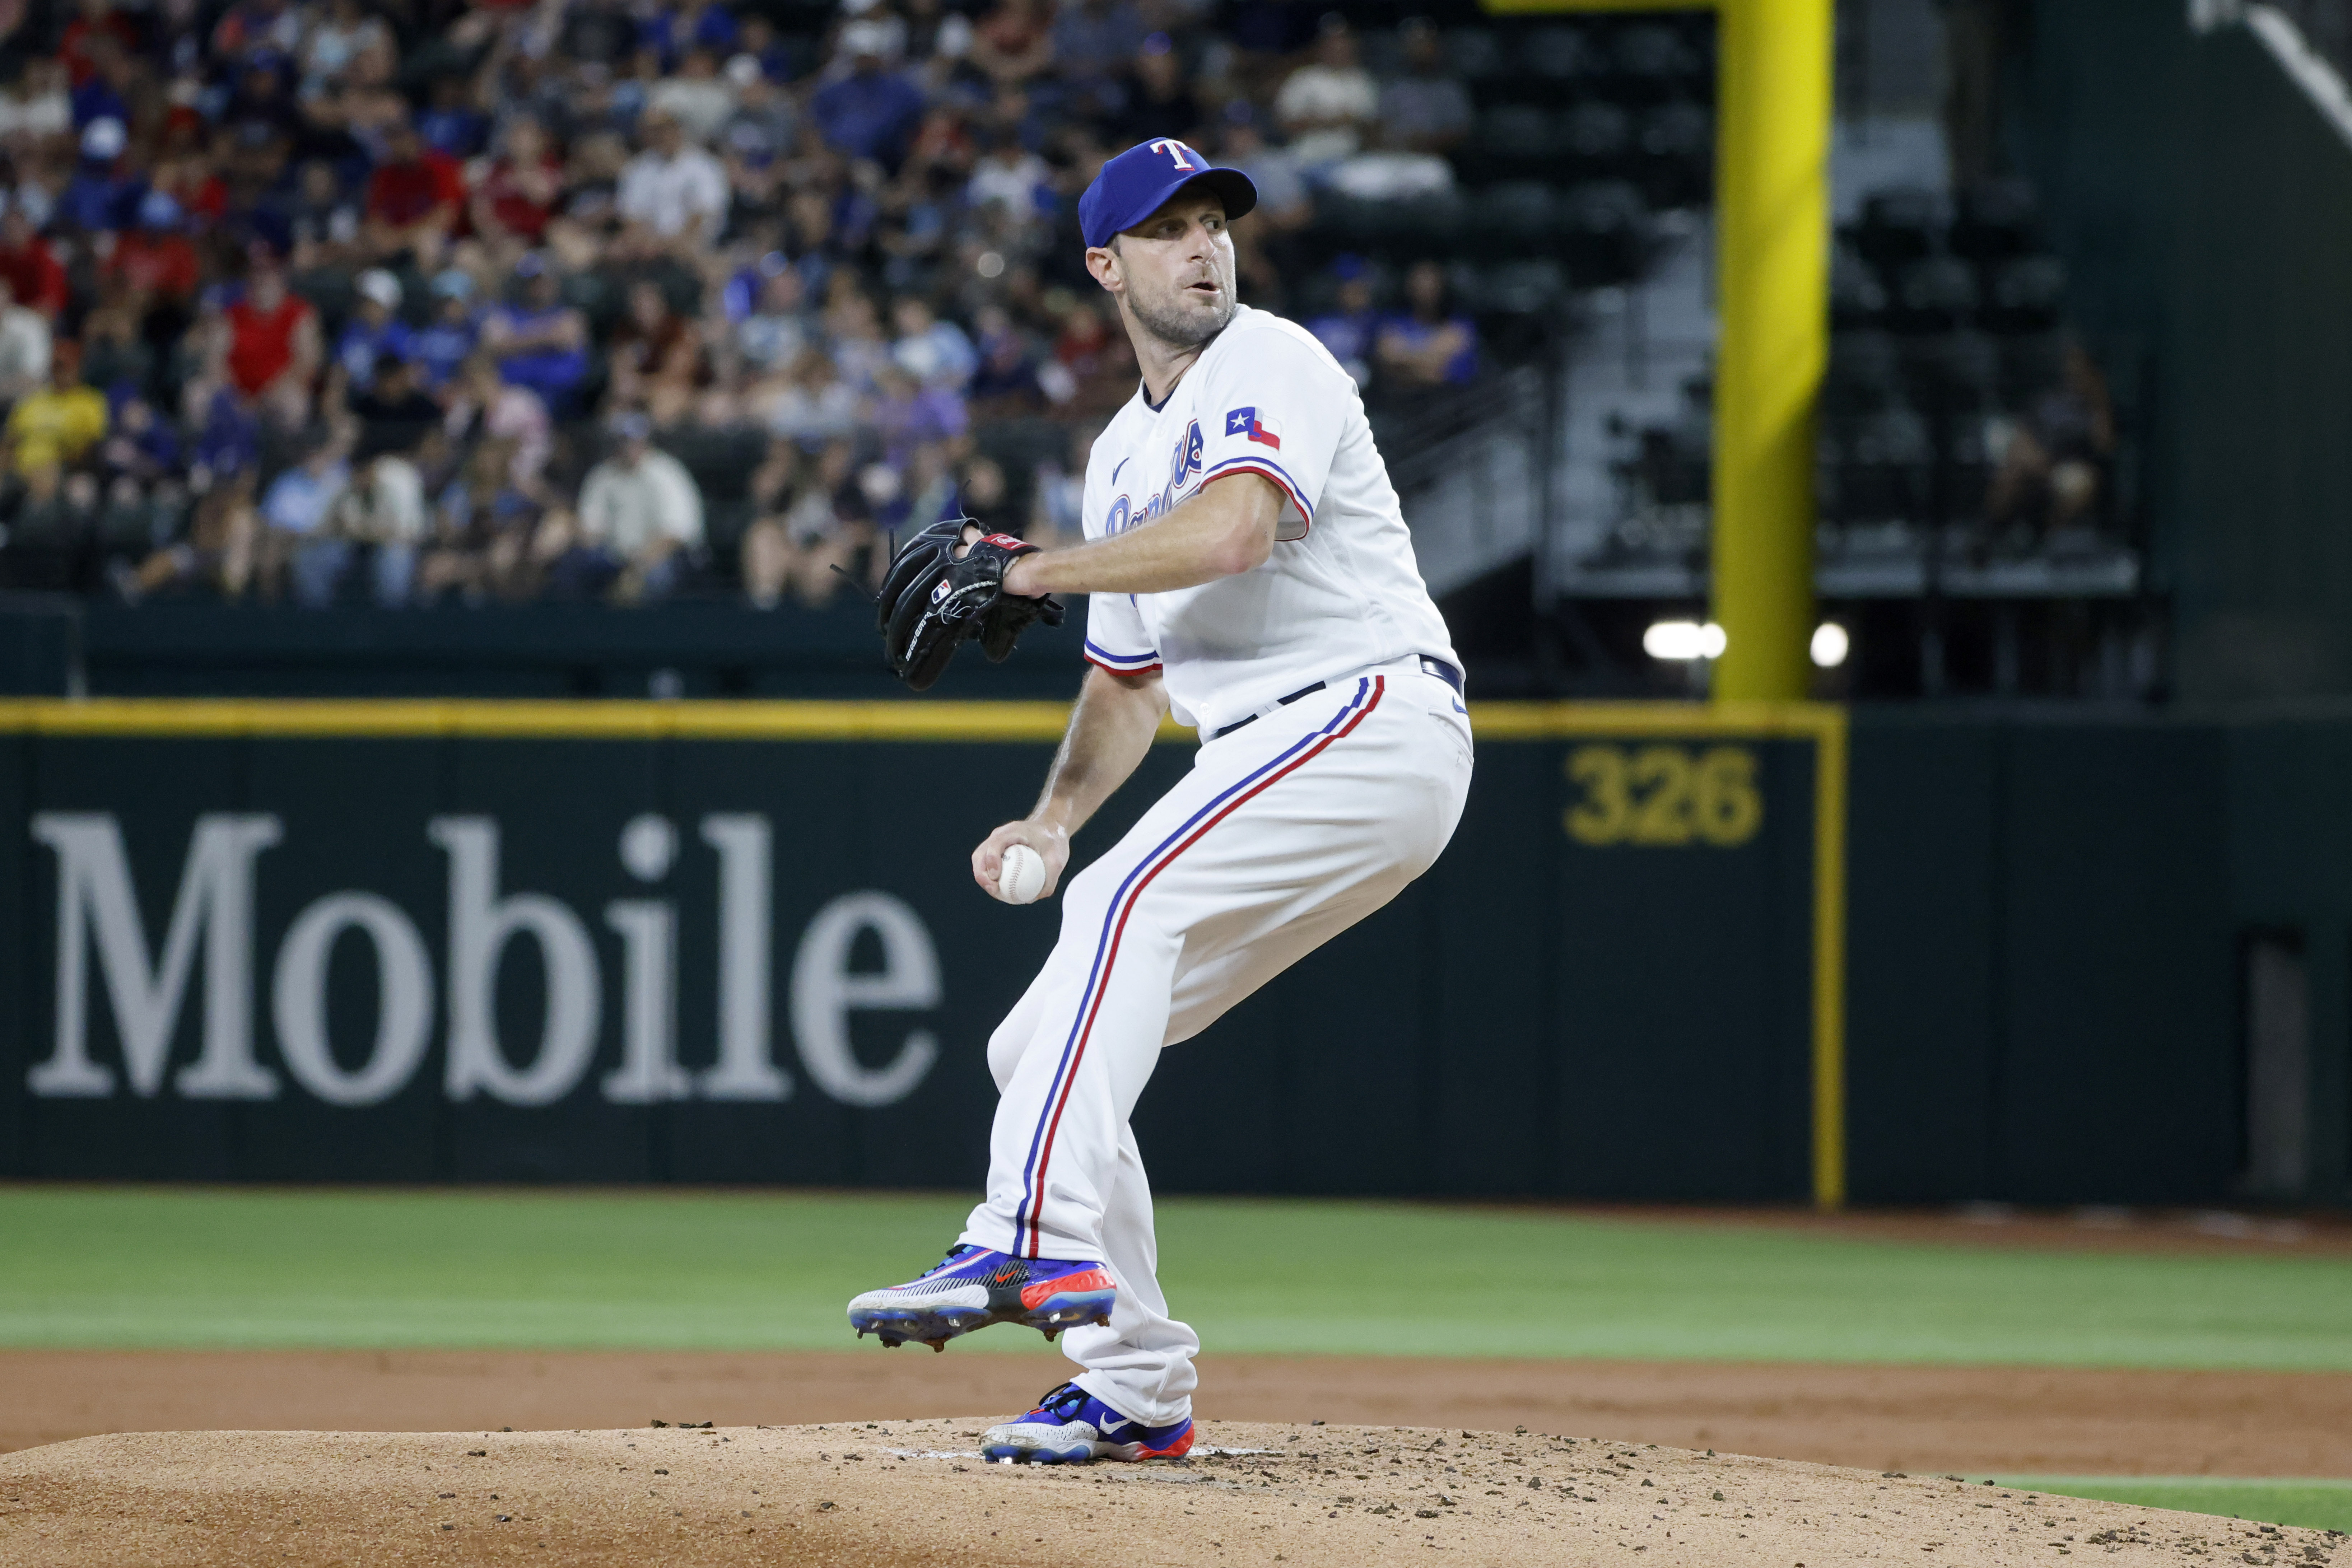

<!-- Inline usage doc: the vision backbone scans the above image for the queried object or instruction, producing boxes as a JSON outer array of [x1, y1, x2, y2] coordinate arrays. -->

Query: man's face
[[648, 116, 682, 157], [1089, 191, 1235, 351]]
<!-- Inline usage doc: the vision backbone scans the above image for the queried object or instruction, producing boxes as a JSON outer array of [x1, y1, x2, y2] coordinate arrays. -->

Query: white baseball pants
[[958, 663, 1475, 1425]]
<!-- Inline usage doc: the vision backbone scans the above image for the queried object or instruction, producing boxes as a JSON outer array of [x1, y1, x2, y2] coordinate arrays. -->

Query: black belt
[[1207, 656, 1463, 741]]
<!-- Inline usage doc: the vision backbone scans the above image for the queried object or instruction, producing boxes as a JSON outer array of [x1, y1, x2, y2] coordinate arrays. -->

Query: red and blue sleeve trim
[[1202, 455, 1313, 534], [1084, 640, 1161, 675]]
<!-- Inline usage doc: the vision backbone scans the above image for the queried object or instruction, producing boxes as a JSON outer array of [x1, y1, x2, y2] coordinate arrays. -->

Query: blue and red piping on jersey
[[1010, 676, 1386, 1257], [1201, 453, 1312, 533], [1084, 640, 1161, 675]]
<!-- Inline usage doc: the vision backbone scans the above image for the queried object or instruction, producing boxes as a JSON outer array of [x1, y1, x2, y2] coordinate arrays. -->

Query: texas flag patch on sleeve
[[1224, 406, 1282, 449]]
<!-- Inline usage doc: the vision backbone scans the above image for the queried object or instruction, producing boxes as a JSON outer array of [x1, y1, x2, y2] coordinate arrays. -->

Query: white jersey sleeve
[[1083, 590, 1160, 675], [1191, 329, 1337, 542]]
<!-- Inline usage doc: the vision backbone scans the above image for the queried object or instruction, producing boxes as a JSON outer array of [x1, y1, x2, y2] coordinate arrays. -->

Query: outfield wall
[[0, 701, 2337, 1206]]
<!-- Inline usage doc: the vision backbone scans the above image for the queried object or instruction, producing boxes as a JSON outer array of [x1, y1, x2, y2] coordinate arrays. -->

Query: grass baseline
[[1, 1187, 2347, 1369], [1993, 1477, 2352, 1536]]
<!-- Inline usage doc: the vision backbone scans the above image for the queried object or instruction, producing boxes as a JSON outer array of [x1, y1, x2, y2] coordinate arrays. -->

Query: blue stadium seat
[[1831, 242, 1891, 330], [1560, 102, 1633, 178], [1854, 187, 1948, 272], [1559, 181, 1649, 286], [1443, 27, 1507, 83], [1985, 255, 2067, 334], [1474, 258, 1570, 319], [1471, 181, 1562, 249], [1894, 256, 1980, 333]]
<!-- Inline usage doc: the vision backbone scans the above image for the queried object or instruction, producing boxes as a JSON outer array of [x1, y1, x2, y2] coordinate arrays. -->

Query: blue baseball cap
[[1079, 140, 1257, 249]]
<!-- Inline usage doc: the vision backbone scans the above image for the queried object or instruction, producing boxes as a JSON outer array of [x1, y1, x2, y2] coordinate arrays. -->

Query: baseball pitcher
[[851, 139, 1474, 1464]]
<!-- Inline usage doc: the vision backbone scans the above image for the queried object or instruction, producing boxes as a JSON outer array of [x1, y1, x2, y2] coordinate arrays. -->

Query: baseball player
[[849, 138, 1474, 1464]]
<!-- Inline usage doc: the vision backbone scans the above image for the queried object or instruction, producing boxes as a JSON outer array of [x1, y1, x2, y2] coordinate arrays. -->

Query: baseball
[[998, 843, 1047, 905]]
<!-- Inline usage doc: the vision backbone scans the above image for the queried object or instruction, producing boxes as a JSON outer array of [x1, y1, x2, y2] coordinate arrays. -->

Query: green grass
[[1994, 1477, 2352, 1535], [1, 1187, 2349, 1369]]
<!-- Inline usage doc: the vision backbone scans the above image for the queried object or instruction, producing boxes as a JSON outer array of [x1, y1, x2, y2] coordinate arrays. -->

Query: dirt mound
[[3, 1421, 2337, 1567], [9, 1350, 2350, 1480]]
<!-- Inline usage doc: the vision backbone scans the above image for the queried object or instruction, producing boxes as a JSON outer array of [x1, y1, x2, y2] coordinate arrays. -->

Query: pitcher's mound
[[0, 1420, 2325, 1566]]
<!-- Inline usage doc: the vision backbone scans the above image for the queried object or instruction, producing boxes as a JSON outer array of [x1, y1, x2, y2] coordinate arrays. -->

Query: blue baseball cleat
[[846, 1245, 1116, 1352], [980, 1382, 1196, 1465]]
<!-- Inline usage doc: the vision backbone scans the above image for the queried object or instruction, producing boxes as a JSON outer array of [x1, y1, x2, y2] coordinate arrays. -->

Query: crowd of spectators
[[0, 0, 1494, 610]]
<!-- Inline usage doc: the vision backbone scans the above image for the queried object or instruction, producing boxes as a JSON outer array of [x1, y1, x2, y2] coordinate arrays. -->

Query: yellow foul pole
[[1710, 0, 1833, 700]]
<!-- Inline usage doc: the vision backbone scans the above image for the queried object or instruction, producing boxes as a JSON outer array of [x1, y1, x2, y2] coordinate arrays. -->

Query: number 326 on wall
[[1564, 745, 1764, 848]]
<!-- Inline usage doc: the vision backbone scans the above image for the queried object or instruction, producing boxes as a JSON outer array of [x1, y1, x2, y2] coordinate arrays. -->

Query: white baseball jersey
[[1078, 303, 1459, 735], [947, 305, 1474, 1434]]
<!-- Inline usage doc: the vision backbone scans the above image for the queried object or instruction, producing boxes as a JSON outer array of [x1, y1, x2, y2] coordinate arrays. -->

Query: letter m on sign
[[29, 813, 283, 1099]]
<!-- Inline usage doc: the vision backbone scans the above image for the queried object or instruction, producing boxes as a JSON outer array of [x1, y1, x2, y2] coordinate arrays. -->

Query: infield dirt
[[6, 1350, 2350, 1480], [4, 1420, 2342, 1568]]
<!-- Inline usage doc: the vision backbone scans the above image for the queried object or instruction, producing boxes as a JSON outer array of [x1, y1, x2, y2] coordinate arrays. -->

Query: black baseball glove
[[875, 519, 1066, 691]]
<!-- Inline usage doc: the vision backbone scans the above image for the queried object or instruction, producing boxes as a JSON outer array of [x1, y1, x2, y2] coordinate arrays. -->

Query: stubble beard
[[1126, 278, 1236, 353]]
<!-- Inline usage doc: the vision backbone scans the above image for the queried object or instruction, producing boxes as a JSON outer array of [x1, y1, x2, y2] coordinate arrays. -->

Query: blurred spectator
[[0, 2, 1574, 614], [1379, 18, 1473, 155], [758, 344, 859, 446], [1375, 260, 1478, 392], [967, 303, 1044, 417], [411, 271, 481, 391], [811, 25, 926, 166], [335, 269, 412, 392], [607, 278, 704, 426], [417, 74, 491, 160], [890, 295, 977, 387], [1989, 341, 2115, 539], [1117, 33, 1204, 147], [284, 160, 364, 272], [443, 352, 551, 490], [615, 109, 727, 256], [61, 118, 141, 234], [256, 429, 348, 591], [0, 61, 71, 145], [740, 434, 869, 608], [0, 275, 50, 403], [1275, 17, 1378, 171], [1218, 109, 1310, 233], [1306, 258, 1379, 388], [349, 354, 441, 462], [80, 302, 152, 400], [118, 477, 262, 602], [971, 0, 1054, 88], [738, 268, 813, 375], [480, 256, 589, 413], [871, 362, 967, 465], [0, 210, 69, 320], [1030, 421, 1095, 544], [62, 0, 141, 90], [470, 118, 564, 256], [647, 46, 737, 145], [559, 412, 703, 599], [4, 342, 106, 479], [299, 0, 391, 100], [307, 451, 427, 605], [106, 194, 202, 322], [954, 451, 1018, 535], [365, 119, 465, 268]]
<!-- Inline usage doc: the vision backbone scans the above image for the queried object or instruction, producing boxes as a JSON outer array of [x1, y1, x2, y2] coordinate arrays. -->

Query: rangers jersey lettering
[[1081, 305, 1459, 736]]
